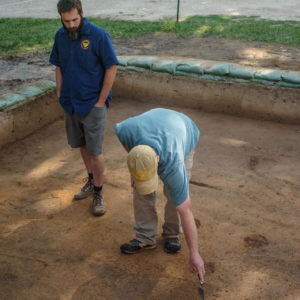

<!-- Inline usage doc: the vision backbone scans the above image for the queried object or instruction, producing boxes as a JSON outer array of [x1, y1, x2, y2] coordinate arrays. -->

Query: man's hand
[[190, 252, 205, 282], [176, 196, 205, 281], [94, 101, 105, 107], [95, 65, 117, 108]]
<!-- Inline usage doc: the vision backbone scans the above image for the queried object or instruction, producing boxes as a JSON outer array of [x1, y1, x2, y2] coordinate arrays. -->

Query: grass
[[0, 15, 299, 55]]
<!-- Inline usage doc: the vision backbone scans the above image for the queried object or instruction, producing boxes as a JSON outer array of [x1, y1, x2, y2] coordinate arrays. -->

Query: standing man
[[115, 108, 205, 282], [49, 0, 118, 216]]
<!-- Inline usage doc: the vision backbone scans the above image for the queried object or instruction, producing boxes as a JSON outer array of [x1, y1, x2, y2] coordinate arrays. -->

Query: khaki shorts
[[64, 106, 107, 155]]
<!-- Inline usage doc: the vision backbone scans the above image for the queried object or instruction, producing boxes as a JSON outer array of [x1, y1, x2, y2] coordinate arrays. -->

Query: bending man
[[115, 108, 205, 281]]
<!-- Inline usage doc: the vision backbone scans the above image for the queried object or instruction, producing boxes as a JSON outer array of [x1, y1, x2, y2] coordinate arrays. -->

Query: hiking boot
[[120, 239, 157, 254], [92, 192, 106, 216], [74, 178, 93, 200], [164, 237, 181, 253]]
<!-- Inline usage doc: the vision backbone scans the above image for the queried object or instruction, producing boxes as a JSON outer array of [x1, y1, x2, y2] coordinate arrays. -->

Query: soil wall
[[1, 72, 299, 150], [114, 71, 300, 124], [0, 89, 62, 149]]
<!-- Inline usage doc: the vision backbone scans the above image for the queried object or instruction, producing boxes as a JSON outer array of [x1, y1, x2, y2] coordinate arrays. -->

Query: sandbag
[[21, 86, 43, 98], [205, 63, 231, 76], [127, 56, 158, 69], [37, 80, 56, 91], [254, 69, 282, 82], [151, 60, 182, 74], [0, 93, 26, 110], [281, 71, 300, 84], [229, 65, 254, 79], [176, 61, 206, 75]]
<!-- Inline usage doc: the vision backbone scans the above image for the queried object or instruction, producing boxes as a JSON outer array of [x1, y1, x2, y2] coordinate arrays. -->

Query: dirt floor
[[0, 36, 300, 299]]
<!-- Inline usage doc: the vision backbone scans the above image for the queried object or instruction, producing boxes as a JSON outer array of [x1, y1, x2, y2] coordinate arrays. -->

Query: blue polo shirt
[[49, 18, 119, 117], [115, 108, 200, 206]]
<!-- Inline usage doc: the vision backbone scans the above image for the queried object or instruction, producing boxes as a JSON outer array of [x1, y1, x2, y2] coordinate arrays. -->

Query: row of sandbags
[[118, 56, 300, 88], [1, 56, 299, 111], [0, 80, 56, 111]]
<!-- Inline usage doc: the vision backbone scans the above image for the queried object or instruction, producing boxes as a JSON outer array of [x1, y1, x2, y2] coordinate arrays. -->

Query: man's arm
[[94, 65, 118, 107], [176, 196, 205, 281], [55, 66, 63, 99]]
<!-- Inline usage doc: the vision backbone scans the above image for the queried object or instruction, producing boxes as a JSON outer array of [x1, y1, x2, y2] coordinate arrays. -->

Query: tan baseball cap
[[127, 145, 158, 195]]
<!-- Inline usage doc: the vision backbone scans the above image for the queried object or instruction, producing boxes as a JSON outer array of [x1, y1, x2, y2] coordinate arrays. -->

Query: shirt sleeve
[[49, 34, 60, 67], [163, 162, 189, 207], [98, 31, 119, 69]]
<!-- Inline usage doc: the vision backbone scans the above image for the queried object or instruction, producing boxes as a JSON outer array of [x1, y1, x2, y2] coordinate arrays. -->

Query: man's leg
[[133, 190, 158, 245], [63, 112, 94, 200], [80, 145, 92, 174], [162, 148, 195, 253], [162, 186, 182, 238], [73, 146, 94, 200], [79, 145, 105, 187], [162, 186, 182, 253], [89, 153, 104, 187], [120, 190, 157, 254], [74, 146, 105, 207], [81, 106, 107, 216]]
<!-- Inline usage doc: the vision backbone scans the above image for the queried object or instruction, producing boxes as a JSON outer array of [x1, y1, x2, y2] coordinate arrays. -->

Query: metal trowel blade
[[198, 281, 205, 299]]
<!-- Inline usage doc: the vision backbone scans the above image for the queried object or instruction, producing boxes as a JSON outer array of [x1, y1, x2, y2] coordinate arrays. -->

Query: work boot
[[92, 191, 106, 216], [120, 239, 157, 254], [164, 237, 181, 253], [74, 178, 93, 200]]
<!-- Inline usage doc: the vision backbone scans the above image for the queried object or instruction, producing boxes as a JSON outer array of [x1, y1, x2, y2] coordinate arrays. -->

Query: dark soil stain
[[244, 234, 269, 248]]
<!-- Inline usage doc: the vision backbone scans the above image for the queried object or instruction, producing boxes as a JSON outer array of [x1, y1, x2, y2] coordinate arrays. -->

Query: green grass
[[0, 15, 299, 55]]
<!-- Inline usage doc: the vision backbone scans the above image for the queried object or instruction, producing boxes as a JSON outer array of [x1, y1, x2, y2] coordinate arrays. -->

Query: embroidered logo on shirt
[[81, 39, 90, 50]]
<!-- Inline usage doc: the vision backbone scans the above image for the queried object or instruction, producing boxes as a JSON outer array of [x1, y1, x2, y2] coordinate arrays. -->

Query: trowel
[[198, 277, 205, 299]]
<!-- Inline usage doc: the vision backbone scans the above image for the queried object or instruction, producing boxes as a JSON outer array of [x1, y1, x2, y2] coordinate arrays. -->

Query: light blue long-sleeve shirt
[[115, 108, 200, 206]]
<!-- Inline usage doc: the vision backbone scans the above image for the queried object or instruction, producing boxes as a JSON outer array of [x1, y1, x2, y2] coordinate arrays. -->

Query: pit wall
[[114, 56, 300, 123], [0, 56, 300, 149], [0, 89, 63, 149]]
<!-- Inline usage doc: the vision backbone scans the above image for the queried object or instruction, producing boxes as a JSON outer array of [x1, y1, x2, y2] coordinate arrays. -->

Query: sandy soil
[[0, 98, 300, 299], [115, 33, 300, 71], [1, 32, 300, 299]]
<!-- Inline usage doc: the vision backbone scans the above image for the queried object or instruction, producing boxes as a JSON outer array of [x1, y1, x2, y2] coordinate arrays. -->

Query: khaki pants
[[133, 149, 194, 245]]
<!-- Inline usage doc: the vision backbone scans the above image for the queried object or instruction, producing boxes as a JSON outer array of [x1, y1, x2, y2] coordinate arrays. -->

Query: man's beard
[[62, 16, 83, 40]]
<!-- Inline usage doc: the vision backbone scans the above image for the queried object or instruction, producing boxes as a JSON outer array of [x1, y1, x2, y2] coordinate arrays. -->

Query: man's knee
[[90, 153, 104, 162]]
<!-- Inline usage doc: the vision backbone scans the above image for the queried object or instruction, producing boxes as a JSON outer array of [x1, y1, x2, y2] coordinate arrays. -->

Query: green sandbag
[[118, 57, 132, 66], [124, 66, 146, 73], [117, 66, 127, 71], [199, 74, 227, 82], [37, 80, 56, 91], [151, 60, 181, 74], [254, 69, 282, 82], [0, 93, 26, 110], [251, 79, 276, 86], [205, 63, 231, 76], [176, 61, 205, 75], [281, 71, 300, 84], [128, 56, 158, 69], [229, 65, 254, 79], [117, 65, 145, 73], [231, 78, 252, 84], [276, 81, 300, 88], [174, 71, 199, 78], [21, 86, 43, 98]]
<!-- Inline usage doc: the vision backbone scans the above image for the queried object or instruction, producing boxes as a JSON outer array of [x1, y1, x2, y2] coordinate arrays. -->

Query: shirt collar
[[81, 18, 91, 35]]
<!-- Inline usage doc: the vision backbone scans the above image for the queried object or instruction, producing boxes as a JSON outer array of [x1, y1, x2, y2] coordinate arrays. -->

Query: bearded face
[[60, 8, 84, 40]]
